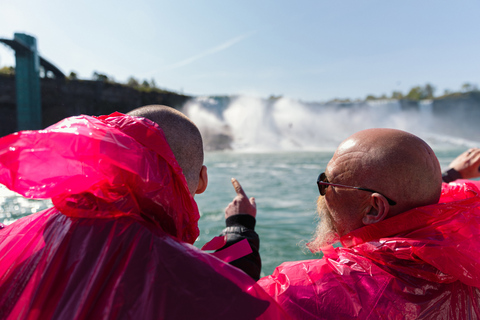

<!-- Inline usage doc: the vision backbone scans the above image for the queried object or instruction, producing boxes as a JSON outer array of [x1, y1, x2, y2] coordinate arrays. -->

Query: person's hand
[[448, 148, 480, 179], [225, 178, 256, 219]]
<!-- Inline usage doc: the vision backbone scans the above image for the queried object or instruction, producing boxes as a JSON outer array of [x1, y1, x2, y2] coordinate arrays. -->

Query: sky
[[1, 0, 479, 102]]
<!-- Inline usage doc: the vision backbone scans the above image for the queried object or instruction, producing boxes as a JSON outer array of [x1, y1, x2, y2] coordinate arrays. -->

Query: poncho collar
[[341, 180, 479, 248]]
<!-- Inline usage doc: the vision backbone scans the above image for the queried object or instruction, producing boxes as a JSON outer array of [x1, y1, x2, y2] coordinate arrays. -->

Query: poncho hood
[[0, 112, 200, 244]]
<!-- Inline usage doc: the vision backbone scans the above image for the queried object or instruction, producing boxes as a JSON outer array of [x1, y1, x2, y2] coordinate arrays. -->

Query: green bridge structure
[[0, 33, 65, 130]]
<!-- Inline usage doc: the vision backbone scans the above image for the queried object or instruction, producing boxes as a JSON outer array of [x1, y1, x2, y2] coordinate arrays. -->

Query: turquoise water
[[195, 151, 331, 277], [0, 149, 468, 277]]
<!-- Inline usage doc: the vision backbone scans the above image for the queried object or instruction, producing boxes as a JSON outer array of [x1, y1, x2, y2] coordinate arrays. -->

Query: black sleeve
[[217, 214, 261, 281], [442, 168, 462, 183]]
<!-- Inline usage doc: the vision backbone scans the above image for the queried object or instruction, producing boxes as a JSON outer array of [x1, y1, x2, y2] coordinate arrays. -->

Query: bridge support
[[13, 33, 42, 130]]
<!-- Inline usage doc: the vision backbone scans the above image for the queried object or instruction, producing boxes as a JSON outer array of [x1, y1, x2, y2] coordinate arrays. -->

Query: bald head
[[127, 105, 204, 195], [320, 129, 442, 237], [329, 128, 442, 215]]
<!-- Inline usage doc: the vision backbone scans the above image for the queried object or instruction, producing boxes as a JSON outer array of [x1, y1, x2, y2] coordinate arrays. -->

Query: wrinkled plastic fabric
[[0, 113, 199, 244], [0, 113, 290, 319], [258, 180, 480, 320]]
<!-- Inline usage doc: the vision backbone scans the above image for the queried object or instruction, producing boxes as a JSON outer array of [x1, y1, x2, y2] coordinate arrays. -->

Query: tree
[[141, 80, 150, 88], [268, 95, 282, 100], [406, 86, 423, 100], [404, 83, 435, 100], [0, 66, 14, 75], [424, 83, 435, 99], [391, 91, 404, 99], [127, 77, 140, 87], [68, 71, 78, 80], [461, 83, 473, 92], [92, 71, 109, 82], [150, 78, 157, 89]]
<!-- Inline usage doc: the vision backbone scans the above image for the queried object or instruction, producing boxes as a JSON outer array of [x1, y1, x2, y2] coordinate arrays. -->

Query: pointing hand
[[225, 178, 256, 219]]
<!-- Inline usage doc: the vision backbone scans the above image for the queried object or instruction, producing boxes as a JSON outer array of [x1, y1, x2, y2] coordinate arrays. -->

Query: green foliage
[[406, 86, 423, 100], [124, 76, 172, 94], [126, 77, 159, 90], [0, 66, 15, 75], [405, 83, 435, 100], [365, 83, 440, 101], [461, 83, 473, 92], [424, 83, 435, 98], [365, 94, 389, 100], [391, 91, 404, 99], [268, 95, 282, 100], [68, 71, 78, 80], [92, 71, 110, 82], [461, 82, 478, 92], [328, 98, 352, 103], [127, 77, 140, 87], [141, 80, 150, 88]]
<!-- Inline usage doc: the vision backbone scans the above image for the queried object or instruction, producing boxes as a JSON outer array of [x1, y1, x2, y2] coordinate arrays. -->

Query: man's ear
[[195, 165, 208, 195], [362, 193, 389, 225]]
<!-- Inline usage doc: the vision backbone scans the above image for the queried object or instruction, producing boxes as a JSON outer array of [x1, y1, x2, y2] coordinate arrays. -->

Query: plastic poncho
[[258, 180, 480, 319], [0, 113, 289, 320]]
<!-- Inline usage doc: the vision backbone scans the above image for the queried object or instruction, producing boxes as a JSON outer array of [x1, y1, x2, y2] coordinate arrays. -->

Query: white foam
[[184, 96, 480, 151]]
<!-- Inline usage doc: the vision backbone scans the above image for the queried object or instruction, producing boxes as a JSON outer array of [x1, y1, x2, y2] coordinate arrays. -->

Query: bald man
[[0, 106, 287, 319], [127, 105, 208, 196], [128, 105, 261, 280], [258, 128, 480, 319]]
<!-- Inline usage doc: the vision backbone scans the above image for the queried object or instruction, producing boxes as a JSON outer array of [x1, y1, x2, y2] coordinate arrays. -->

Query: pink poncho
[[0, 113, 289, 319], [258, 180, 480, 319]]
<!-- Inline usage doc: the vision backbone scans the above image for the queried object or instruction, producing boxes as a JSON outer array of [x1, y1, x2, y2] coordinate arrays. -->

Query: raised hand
[[225, 178, 256, 219], [448, 148, 480, 179]]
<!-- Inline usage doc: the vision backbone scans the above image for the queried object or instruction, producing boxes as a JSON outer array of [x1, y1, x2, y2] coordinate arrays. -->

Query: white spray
[[183, 96, 480, 152]]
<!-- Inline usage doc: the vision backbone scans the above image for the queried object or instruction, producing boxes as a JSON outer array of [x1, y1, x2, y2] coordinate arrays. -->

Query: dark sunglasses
[[317, 172, 396, 206]]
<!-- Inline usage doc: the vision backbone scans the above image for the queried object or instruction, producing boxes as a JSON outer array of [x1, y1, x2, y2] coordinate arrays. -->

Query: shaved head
[[333, 128, 442, 212], [316, 128, 442, 240], [127, 105, 204, 194]]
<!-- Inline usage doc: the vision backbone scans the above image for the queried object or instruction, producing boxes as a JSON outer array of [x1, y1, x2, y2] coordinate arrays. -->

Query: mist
[[183, 96, 480, 152]]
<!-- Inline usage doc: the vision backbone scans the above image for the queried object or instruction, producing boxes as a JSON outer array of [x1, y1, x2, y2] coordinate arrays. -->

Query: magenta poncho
[[0, 113, 289, 319], [258, 180, 480, 319]]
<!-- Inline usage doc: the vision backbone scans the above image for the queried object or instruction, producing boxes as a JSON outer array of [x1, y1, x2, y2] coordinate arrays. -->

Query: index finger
[[231, 178, 248, 197]]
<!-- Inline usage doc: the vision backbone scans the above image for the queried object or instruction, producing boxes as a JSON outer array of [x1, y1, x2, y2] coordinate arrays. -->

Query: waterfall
[[183, 96, 480, 152]]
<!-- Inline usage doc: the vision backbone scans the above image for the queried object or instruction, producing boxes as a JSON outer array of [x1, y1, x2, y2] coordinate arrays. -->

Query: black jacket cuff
[[442, 168, 462, 183], [225, 214, 256, 230]]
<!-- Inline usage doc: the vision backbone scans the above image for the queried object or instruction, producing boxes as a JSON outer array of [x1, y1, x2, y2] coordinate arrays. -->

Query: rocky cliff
[[0, 74, 191, 136]]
